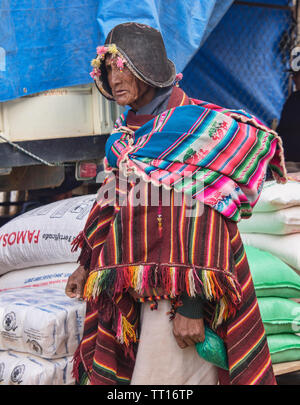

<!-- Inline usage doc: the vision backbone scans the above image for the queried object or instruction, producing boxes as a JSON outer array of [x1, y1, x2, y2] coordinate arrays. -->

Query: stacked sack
[[239, 180, 300, 271], [0, 194, 97, 385], [238, 179, 300, 366], [0, 288, 86, 385], [0, 194, 97, 276], [244, 245, 300, 366]]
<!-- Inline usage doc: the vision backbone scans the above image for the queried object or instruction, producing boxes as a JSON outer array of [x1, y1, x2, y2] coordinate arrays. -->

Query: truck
[[0, 84, 122, 190], [0, 84, 123, 224]]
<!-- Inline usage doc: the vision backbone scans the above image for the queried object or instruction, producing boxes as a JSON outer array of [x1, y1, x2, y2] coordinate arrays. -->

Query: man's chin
[[114, 95, 129, 106], [112, 89, 129, 103]]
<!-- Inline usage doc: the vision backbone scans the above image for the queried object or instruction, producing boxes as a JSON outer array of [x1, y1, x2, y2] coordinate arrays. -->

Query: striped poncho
[[106, 88, 286, 222], [72, 87, 286, 385]]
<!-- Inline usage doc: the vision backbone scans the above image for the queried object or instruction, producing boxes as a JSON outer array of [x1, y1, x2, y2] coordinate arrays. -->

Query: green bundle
[[196, 326, 228, 370], [245, 245, 300, 298], [246, 245, 300, 365]]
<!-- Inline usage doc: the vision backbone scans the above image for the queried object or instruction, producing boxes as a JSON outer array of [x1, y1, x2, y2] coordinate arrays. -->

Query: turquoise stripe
[[161, 110, 217, 161]]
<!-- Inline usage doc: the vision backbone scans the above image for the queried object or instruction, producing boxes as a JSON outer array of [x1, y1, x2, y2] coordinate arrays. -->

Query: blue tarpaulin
[[0, 0, 233, 102], [97, 0, 234, 73], [0, 0, 100, 101], [181, 0, 293, 125], [0, 0, 294, 126]]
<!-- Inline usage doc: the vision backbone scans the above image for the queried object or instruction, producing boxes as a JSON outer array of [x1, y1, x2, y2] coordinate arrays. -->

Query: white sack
[[0, 194, 96, 275], [0, 262, 77, 292], [0, 288, 86, 359], [0, 350, 74, 385], [254, 180, 300, 213], [241, 233, 300, 271], [238, 206, 300, 235]]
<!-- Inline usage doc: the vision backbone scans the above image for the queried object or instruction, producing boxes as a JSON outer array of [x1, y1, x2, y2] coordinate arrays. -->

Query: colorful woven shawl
[[106, 95, 287, 222], [72, 87, 279, 385], [73, 196, 277, 385]]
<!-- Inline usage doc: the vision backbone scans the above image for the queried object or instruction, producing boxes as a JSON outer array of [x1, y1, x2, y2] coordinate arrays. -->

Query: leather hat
[[92, 22, 176, 100]]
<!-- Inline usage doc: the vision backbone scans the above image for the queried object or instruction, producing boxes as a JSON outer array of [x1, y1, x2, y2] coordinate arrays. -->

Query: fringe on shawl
[[72, 344, 82, 382], [71, 231, 92, 271], [72, 290, 137, 383], [116, 312, 137, 347], [83, 264, 242, 338]]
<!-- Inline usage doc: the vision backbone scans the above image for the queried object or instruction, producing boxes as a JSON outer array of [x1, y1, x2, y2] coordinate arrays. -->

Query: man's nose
[[111, 68, 122, 86]]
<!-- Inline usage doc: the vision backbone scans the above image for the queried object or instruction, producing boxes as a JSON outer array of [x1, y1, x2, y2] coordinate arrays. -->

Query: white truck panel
[[0, 84, 122, 142]]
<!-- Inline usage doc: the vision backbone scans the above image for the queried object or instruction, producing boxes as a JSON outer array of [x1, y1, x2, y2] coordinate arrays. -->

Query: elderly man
[[66, 22, 286, 385]]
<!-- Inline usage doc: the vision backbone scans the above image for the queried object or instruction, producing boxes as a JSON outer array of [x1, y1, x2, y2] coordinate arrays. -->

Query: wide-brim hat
[[90, 22, 177, 100], [285, 67, 300, 74]]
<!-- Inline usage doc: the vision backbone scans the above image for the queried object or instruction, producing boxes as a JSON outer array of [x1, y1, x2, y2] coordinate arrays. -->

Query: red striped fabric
[[72, 87, 276, 385]]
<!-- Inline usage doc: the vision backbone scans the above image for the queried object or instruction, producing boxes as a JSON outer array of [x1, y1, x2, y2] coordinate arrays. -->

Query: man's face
[[105, 55, 150, 108]]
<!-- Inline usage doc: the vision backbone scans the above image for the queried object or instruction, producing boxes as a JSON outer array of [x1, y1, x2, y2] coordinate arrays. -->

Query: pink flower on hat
[[175, 73, 183, 82], [90, 68, 101, 79], [116, 56, 125, 70], [96, 46, 108, 55]]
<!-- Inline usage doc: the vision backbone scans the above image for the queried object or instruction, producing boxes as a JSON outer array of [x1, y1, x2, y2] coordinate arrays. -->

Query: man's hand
[[173, 312, 205, 349], [65, 265, 88, 299]]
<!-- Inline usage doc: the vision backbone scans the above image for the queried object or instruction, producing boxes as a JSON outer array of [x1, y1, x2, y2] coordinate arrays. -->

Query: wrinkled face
[[105, 55, 152, 108]]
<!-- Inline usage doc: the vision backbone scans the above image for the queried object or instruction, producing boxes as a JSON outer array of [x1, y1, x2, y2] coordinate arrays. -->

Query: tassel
[[142, 265, 151, 293], [116, 313, 137, 347], [83, 271, 99, 300], [157, 204, 163, 238], [202, 271, 213, 299], [130, 266, 138, 291], [212, 295, 236, 329], [83, 269, 119, 301], [114, 267, 127, 295], [185, 269, 191, 296], [170, 267, 176, 297], [135, 265, 144, 294], [200, 270, 242, 329], [71, 344, 82, 382], [71, 231, 92, 271], [116, 311, 123, 343], [167, 297, 182, 320], [187, 268, 197, 297], [71, 231, 84, 252], [193, 267, 204, 291], [150, 302, 158, 310], [148, 295, 158, 310], [83, 265, 242, 330]]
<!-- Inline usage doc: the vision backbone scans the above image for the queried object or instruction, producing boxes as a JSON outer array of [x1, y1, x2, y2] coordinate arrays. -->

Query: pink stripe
[[0, 279, 68, 292]]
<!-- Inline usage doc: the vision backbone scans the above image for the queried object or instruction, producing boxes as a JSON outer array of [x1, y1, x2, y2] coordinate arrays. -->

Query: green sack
[[267, 334, 300, 364], [195, 326, 228, 370], [245, 245, 300, 298], [258, 297, 300, 335]]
